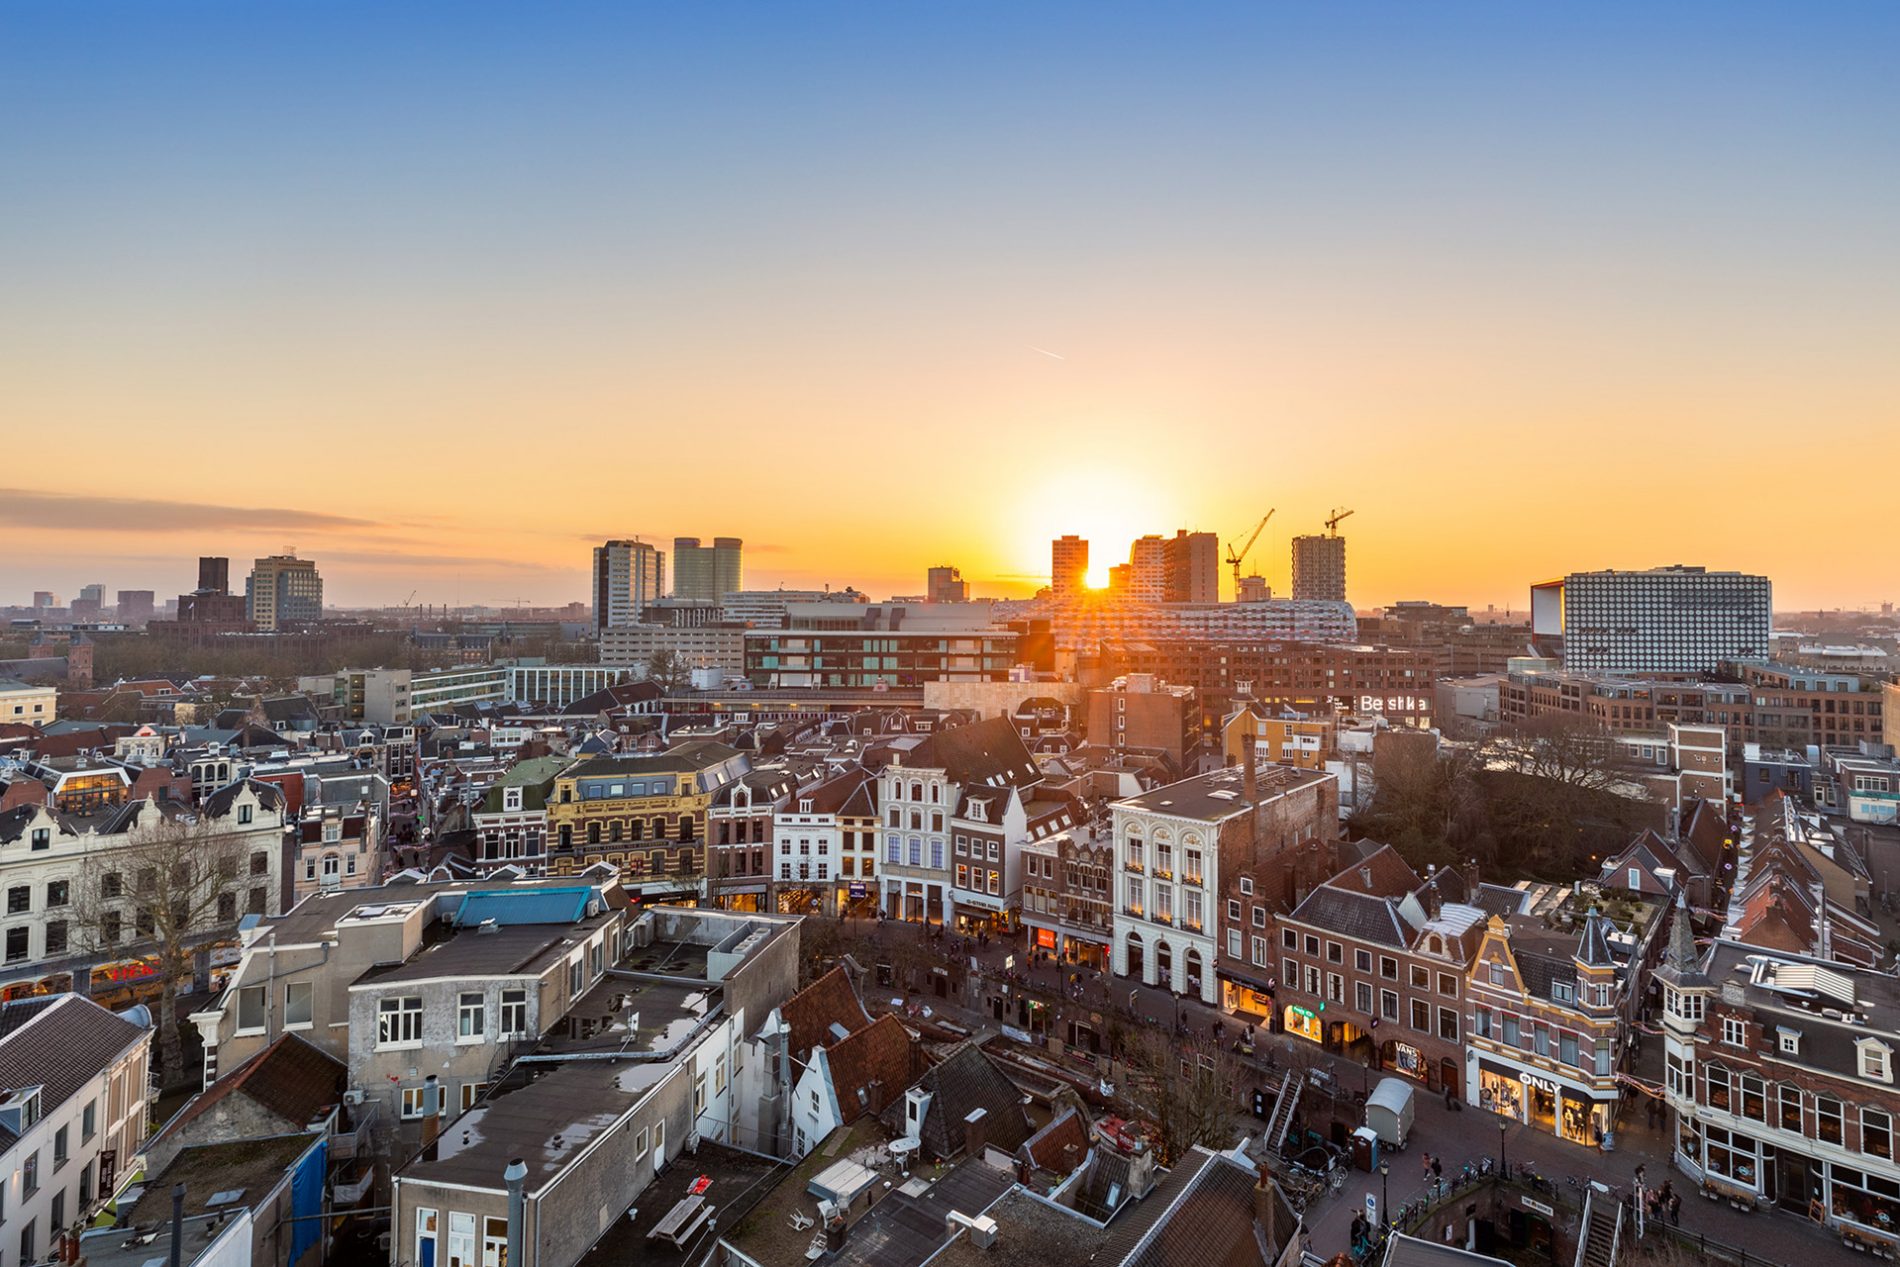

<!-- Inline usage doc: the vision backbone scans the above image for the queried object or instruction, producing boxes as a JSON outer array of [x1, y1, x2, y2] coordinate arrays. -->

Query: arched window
[[910, 782, 923, 802], [929, 784, 939, 803]]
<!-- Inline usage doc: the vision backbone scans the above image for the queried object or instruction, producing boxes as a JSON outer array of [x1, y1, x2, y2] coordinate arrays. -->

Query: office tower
[[672, 536, 744, 602], [115, 591, 156, 624], [1107, 563, 1133, 597], [1291, 534, 1348, 602], [78, 583, 105, 605], [1533, 566, 1772, 673], [199, 556, 230, 594], [1127, 535, 1169, 603], [1052, 536, 1089, 596], [593, 539, 665, 631], [31, 592, 55, 609], [1163, 530, 1220, 603], [1236, 575, 1271, 603], [926, 565, 969, 603], [246, 555, 324, 631]]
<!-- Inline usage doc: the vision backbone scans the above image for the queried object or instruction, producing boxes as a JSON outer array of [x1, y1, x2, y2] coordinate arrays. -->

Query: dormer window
[[1777, 1027, 1801, 1055], [1722, 1017, 1747, 1048], [504, 788, 523, 812], [1859, 1039, 1893, 1084], [799, 800, 813, 814]]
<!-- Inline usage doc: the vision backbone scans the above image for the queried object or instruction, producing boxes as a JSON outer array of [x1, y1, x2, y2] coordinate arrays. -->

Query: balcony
[[1182, 873, 1203, 888], [1122, 906, 1144, 919], [1151, 913, 1174, 927], [1124, 860, 1145, 874], [1152, 869, 1173, 882], [1183, 920, 1203, 934]]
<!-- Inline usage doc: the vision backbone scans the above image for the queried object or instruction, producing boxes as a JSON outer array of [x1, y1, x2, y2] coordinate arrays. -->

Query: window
[[1561, 1032, 1579, 1068], [1778, 1084, 1802, 1132], [2, 927, 25, 963], [401, 1087, 447, 1120], [238, 803, 253, 824], [1356, 981, 1373, 1012], [1227, 899, 1241, 920], [1705, 1063, 1732, 1113], [236, 985, 268, 1033], [1282, 928, 1297, 949], [1252, 906, 1265, 928], [1817, 1095, 1844, 1145], [23, 1150, 37, 1195], [45, 920, 67, 956], [53, 1124, 68, 1168], [6, 887, 28, 915], [1738, 1072, 1766, 1122], [500, 988, 528, 1037], [1355, 949, 1372, 972], [1722, 1017, 1746, 1048], [462, 1082, 488, 1112], [1251, 935, 1267, 967], [1326, 972, 1344, 1003], [1863, 1109, 1893, 1161], [1380, 956, 1398, 980], [1282, 957, 1298, 989], [1437, 972, 1457, 997], [1860, 1041, 1893, 1083], [1778, 1028, 1801, 1055], [1304, 935, 1319, 956], [1410, 999, 1430, 1032], [378, 996, 423, 1047], [1381, 989, 1399, 1022], [82, 1099, 96, 1141], [1326, 940, 1342, 964], [634, 1126, 651, 1159], [1437, 1007, 1458, 1042], [1239, 876, 1253, 895], [45, 880, 68, 908], [1409, 964, 1429, 990], [1227, 929, 1242, 958], [458, 992, 486, 1041], [284, 981, 313, 1029], [694, 1068, 707, 1114], [101, 871, 122, 899]]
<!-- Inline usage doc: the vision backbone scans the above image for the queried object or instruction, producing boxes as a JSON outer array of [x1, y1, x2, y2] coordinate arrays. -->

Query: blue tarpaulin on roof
[[453, 887, 593, 927]]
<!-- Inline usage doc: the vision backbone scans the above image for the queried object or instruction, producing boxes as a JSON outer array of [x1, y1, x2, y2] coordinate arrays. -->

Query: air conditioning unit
[[343, 1089, 367, 1106]]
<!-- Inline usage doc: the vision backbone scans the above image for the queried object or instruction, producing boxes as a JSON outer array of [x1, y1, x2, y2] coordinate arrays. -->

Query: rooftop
[[1113, 762, 1330, 822], [577, 1143, 784, 1267]]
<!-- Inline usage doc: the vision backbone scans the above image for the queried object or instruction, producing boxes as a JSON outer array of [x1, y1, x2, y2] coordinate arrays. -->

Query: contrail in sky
[[1027, 345, 1065, 360]]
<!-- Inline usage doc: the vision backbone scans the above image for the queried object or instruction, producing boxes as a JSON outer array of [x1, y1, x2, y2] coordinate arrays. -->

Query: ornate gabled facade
[[1464, 908, 1625, 1149]]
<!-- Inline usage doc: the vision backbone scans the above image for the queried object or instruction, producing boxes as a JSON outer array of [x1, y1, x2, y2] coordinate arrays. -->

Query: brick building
[[1270, 847, 1479, 1093], [1659, 920, 1900, 1245]]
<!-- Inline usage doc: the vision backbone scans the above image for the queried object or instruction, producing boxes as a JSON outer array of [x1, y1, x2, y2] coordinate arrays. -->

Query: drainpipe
[[504, 1158, 528, 1267]]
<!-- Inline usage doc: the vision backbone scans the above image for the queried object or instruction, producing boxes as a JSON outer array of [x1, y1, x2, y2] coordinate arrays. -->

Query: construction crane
[[1225, 510, 1274, 595], [1326, 507, 1355, 537]]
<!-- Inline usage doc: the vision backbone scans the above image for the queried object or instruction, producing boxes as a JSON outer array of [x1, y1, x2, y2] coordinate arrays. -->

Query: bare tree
[[72, 810, 262, 1086], [645, 650, 694, 694], [1120, 1023, 1244, 1165], [1485, 713, 1626, 794]]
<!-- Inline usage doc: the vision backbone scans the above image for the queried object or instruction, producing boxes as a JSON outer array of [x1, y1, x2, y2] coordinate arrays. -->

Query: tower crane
[[1326, 507, 1355, 537], [1225, 510, 1274, 595]]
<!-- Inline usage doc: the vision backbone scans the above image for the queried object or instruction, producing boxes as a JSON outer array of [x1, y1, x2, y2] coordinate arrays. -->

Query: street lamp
[[1379, 1157, 1390, 1226], [1498, 1117, 1508, 1178]]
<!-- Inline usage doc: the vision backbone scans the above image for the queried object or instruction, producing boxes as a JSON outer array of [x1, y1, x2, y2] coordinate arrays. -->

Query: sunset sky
[[4, 3, 1897, 612]]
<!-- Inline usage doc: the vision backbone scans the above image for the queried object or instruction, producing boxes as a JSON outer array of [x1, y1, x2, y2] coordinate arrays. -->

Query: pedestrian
[[1431, 1156, 1443, 1184], [1667, 1192, 1681, 1226], [1421, 1153, 1434, 1181], [1444, 1083, 1458, 1110]]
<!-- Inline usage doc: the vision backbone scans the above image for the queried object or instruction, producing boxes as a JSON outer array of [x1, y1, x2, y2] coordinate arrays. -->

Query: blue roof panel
[[453, 887, 593, 927]]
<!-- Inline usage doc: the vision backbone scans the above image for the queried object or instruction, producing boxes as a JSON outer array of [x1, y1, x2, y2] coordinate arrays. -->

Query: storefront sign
[[1521, 1197, 1553, 1217], [1524, 1074, 1558, 1095], [848, 883, 867, 899]]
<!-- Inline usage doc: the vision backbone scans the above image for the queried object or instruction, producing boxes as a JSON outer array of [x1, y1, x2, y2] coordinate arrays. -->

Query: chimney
[[1253, 1162, 1278, 1255], [169, 1184, 186, 1267], [504, 1158, 528, 1267], [963, 1106, 989, 1161], [1241, 732, 1258, 805], [421, 1075, 442, 1161]]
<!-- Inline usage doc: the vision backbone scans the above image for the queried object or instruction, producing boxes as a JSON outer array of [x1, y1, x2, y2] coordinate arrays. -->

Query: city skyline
[[6, 2, 1899, 610]]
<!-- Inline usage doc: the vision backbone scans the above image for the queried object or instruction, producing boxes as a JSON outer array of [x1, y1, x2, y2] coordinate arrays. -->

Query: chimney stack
[[1253, 1162, 1278, 1255], [504, 1158, 528, 1267], [421, 1075, 442, 1161], [963, 1106, 990, 1161], [1241, 732, 1258, 806]]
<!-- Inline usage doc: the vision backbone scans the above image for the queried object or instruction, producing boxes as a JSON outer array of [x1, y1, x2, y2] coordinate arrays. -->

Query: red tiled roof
[[781, 966, 871, 1060], [1019, 1106, 1090, 1175], [156, 1033, 346, 1142], [823, 1012, 917, 1121]]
